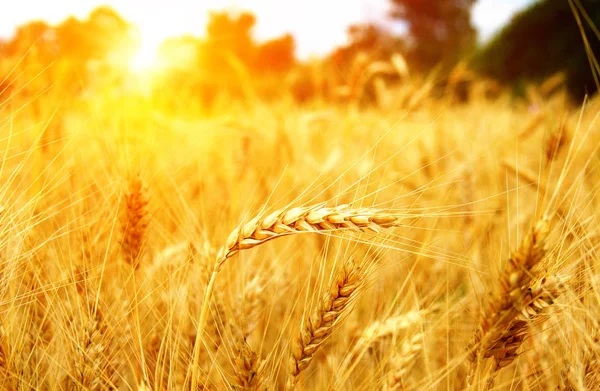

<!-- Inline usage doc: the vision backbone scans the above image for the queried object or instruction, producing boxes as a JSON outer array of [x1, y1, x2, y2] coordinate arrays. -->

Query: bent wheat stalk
[[190, 203, 400, 390]]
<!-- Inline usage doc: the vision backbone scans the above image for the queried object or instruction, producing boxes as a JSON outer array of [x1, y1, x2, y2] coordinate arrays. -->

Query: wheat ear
[[232, 339, 264, 391], [483, 276, 562, 389], [216, 203, 399, 269], [467, 218, 551, 386], [357, 308, 436, 349], [286, 260, 363, 390], [190, 203, 399, 389], [69, 300, 119, 390], [121, 175, 148, 270], [385, 333, 424, 391]]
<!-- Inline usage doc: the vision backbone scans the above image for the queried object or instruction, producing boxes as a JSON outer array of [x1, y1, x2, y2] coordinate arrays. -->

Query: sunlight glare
[[129, 27, 164, 72]]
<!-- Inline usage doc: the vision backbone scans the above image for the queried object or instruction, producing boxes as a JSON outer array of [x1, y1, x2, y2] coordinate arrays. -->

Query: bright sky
[[0, 0, 535, 58]]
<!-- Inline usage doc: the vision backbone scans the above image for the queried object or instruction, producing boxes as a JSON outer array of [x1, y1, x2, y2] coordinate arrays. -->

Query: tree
[[84, 6, 131, 58], [52, 7, 131, 62], [0, 5, 135, 102], [0, 21, 58, 97], [0, 20, 56, 59], [329, 24, 405, 72], [475, 0, 600, 101], [199, 10, 299, 101], [390, 0, 476, 70], [255, 34, 295, 73], [204, 11, 257, 70]]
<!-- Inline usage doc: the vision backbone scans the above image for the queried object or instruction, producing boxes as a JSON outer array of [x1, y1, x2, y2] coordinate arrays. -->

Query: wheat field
[[0, 62, 600, 391]]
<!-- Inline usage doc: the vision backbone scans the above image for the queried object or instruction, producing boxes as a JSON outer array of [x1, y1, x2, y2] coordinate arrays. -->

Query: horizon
[[0, 0, 535, 59]]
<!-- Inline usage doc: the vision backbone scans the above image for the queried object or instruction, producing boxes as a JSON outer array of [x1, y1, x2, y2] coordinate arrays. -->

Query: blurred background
[[1, 3, 599, 390], [0, 0, 598, 114]]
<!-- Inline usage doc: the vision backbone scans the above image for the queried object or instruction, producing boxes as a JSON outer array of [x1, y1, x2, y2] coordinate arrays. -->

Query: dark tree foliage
[[329, 24, 405, 73], [390, 0, 477, 70], [475, 0, 600, 101]]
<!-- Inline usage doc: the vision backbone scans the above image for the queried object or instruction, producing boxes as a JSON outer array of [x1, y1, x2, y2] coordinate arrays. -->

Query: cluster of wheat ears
[[1, 64, 600, 391]]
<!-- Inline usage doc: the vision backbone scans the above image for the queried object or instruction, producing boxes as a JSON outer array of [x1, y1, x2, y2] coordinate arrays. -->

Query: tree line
[[0, 0, 598, 105]]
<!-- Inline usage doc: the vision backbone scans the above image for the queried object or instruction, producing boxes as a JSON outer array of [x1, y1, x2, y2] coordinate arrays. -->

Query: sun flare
[[129, 27, 166, 72]]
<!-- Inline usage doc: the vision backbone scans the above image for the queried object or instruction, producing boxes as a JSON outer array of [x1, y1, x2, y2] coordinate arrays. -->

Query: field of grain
[[1, 65, 600, 391]]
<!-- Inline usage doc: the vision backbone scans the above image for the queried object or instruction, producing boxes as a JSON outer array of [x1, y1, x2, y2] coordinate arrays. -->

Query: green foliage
[[390, 0, 477, 70], [475, 0, 600, 100]]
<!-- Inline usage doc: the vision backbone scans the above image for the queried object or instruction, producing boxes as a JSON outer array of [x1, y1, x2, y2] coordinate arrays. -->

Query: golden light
[[128, 25, 167, 73]]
